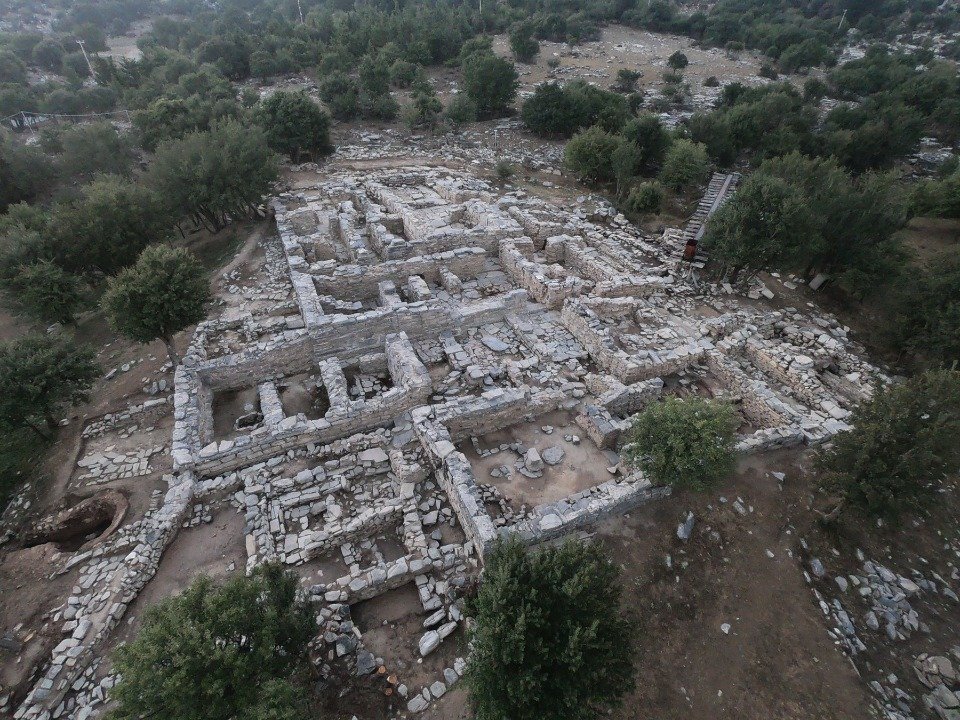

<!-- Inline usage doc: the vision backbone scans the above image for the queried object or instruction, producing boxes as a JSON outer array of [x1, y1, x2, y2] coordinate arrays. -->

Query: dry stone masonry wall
[[14, 164, 889, 720]]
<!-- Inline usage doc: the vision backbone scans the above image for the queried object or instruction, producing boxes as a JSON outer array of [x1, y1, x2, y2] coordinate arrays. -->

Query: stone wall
[[311, 247, 487, 299], [497, 239, 590, 308], [507, 472, 670, 546], [560, 299, 709, 383]]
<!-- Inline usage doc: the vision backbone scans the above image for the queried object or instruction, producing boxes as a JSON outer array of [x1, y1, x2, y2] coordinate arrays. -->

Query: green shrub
[[494, 160, 514, 180], [466, 537, 635, 720], [108, 565, 316, 720], [622, 396, 737, 490], [622, 181, 664, 215], [667, 51, 689, 70], [816, 370, 960, 521], [658, 138, 710, 191], [389, 59, 421, 88], [9, 261, 83, 325], [564, 125, 620, 183], [446, 94, 479, 125], [509, 21, 539, 63], [462, 53, 518, 119]]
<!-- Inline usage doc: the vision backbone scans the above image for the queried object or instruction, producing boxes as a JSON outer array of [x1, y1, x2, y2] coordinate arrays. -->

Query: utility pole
[[76, 40, 96, 80], [296, 0, 304, 24], [838, 9, 847, 30]]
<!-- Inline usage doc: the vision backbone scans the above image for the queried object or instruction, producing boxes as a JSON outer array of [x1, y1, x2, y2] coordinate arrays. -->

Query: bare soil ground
[[102, 19, 153, 61], [460, 409, 618, 508], [491, 25, 766, 99], [352, 582, 466, 690], [105, 504, 249, 649]]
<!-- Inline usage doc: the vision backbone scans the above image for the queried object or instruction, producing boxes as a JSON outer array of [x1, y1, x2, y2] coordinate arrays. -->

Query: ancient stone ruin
[[13, 165, 888, 719]]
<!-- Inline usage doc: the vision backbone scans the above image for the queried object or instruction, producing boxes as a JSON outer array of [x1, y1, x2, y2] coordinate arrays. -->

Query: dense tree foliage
[[564, 125, 620, 184], [0, 334, 98, 439], [108, 564, 316, 720], [688, 83, 818, 166], [816, 370, 960, 522], [703, 173, 816, 282], [703, 153, 908, 289], [510, 21, 539, 63], [522, 80, 629, 138], [148, 121, 279, 232], [403, 78, 443, 130], [0, 136, 54, 212], [623, 396, 737, 490], [466, 538, 635, 720], [57, 122, 134, 179], [913, 167, 960, 219], [256, 90, 333, 161], [8, 260, 83, 325], [102, 245, 211, 365], [48, 176, 171, 274], [658, 138, 710, 192], [462, 52, 518, 120]]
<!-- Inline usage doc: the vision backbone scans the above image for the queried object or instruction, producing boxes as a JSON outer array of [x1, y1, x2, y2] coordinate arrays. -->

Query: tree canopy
[[0, 334, 98, 439], [564, 125, 620, 184], [462, 52, 518, 120], [510, 21, 539, 63], [466, 538, 635, 720], [257, 90, 333, 161], [522, 80, 629, 138], [816, 370, 960, 521], [47, 176, 172, 274], [148, 120, 279, 232], [878, 247, 960, 369], [703, 153, 908, 289], [623, 396, 737, 490], [8, 260, 82, 325], [102, 245, 211, 366], [702, 172, 817, 282], [108, 564, 316, 720], [0, 136, 54, 212], [658, 138, 710, 192]]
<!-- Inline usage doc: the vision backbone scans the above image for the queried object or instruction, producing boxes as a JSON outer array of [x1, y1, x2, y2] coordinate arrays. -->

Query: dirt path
[[216, 223, 268, 278]]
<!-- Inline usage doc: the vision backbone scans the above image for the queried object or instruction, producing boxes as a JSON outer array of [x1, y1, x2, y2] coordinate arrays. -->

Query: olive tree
[[701, 172, 817, 282], [256, 90, 333, 161], [0, 334, 98, 439], [564, 125, 620, 184], [622, 396, 738, 490], [816, 370, 960, 521], [462, 53, 518, 119], [9, 261, 83, 325], [108, 564, 316, 720], [658, 138, 710, 192], [466, 537, 635, 720], [48, 176, 171, 274], [102, 245, 210, 366], [148, 121, 279, 232]]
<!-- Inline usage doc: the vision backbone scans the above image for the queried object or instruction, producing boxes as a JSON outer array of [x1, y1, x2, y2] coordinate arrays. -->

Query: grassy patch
[[180, 223, 255, 273]]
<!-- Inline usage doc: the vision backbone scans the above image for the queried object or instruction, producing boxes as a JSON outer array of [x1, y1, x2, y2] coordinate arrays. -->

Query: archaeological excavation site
[[2, 153, 897, 720], [2, 0, 960, 714]]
